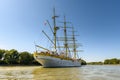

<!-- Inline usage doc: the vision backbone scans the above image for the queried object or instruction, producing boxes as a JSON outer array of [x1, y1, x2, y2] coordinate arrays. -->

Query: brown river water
[[0, 65, 120, 80]]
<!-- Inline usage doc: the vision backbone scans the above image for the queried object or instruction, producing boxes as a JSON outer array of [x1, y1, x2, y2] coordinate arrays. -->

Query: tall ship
[[34, 8, 82, 68]]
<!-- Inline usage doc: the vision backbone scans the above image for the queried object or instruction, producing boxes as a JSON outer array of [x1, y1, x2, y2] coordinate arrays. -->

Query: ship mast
[[52, 8, 57, 52], [57, 16, 71, 57], [63, 16, 69, 57], [72, 26, 77, 59]]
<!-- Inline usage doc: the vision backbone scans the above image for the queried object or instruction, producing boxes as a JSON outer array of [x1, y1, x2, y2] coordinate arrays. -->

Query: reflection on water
[[0, 65, 120, 80], [33, 67, 83, 80], [0, 66, 34, 80]]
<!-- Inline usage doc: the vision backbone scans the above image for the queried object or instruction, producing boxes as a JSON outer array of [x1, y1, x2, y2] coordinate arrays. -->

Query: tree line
[[0, 49, 40, 65], [87, 58, 120, 65], [104, 58, 120, 64]]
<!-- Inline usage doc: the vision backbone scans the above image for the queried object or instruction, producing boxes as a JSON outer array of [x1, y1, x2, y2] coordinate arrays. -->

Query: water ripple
[[0, 65, 120, 80]]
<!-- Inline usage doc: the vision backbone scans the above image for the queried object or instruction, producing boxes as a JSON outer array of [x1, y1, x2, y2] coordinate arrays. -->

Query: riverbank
[[87, 58, 120, 65], [0, 64, 41, 66]]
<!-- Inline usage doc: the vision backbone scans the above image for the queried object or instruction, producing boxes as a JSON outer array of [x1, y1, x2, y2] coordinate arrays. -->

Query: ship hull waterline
[[34, 55, 81, 68]]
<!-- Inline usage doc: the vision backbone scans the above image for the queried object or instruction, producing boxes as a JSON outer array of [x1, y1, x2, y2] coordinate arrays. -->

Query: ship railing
[[35, 51, 78, 61]]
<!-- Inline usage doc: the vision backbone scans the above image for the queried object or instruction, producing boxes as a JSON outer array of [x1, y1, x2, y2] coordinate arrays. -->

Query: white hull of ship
[[34, 55, 81, 68]]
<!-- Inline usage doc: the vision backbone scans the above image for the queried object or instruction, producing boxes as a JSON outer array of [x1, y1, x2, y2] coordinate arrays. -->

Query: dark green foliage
[[19, 51, 33, 64], [87, 62, 103, 65], [104, 58, 120, 64], [0, 48, 40, 65], [79, 59, 87, 65], [4, 49, 19, 64], [0, 60, 7, 64], [0, 49, 5, 59], [88, 58, 120, 65], [32, 59, 40, 65]]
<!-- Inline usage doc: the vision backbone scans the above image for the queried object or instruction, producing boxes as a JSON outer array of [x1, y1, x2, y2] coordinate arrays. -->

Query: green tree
[[4, 49, 19, 64], [77, 59, 87, 65], [104, 58, 119, 64], [80, 59, 87, 65], [110, 58, 119, 64], [0, 49, 5, 59], [104, 59, 110, 64], [19, 51, 33, 64], [119, 59, 120, 64]]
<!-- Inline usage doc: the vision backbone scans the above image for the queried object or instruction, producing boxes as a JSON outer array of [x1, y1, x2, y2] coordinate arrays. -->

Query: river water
[[0, 65, 120, 80]]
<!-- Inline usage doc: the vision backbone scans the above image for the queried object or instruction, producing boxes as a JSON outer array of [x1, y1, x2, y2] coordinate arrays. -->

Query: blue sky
[[0, 0, 120, 62]]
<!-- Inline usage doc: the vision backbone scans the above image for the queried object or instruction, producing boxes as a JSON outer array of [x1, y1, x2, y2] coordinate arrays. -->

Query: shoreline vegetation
[[87, 58, 120, 65], [0, 49, 40, 66]]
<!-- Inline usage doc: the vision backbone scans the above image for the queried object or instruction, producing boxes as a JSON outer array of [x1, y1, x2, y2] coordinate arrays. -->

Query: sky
[[0, 0, 120, 62]]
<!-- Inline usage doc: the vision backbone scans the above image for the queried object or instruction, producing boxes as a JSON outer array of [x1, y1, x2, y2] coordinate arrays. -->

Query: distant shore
[[87, 58, 120, 65]]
